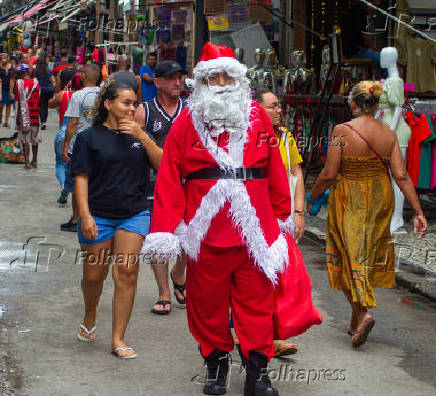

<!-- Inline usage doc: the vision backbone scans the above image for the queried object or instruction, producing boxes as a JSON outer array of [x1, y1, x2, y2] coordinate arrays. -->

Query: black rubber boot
[[203, 349, 229, 395], [244, 350, 279, 396], [237, 344, 247, 368]]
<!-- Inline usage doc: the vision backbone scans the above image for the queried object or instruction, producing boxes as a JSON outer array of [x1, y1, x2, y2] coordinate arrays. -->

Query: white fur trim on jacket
[[277, 215, 297, 238], [174, 178, 289, 284], [141, 232, 181, 260], [193, 57, 247, 78]]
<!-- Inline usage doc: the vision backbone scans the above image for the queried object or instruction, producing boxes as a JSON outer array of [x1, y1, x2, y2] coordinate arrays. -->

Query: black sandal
[[150, 300, 171, 315], [170, 271, 186, 305]]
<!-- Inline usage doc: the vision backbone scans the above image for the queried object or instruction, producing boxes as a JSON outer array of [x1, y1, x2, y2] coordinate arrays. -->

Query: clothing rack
[[413, 100, 436, 115], [407, 93, 436, 100], [405, 103, 436, 193]]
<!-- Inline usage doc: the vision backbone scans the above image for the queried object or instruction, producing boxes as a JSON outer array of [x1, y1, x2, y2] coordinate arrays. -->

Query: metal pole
[[194, 0, 206, 63]]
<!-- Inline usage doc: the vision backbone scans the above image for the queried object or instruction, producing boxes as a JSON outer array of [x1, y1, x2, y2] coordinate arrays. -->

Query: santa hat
[[193, 41, 246, 78]]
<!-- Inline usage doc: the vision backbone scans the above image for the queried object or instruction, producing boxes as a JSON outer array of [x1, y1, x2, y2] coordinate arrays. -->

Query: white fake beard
[[190, 80, 251, 138]]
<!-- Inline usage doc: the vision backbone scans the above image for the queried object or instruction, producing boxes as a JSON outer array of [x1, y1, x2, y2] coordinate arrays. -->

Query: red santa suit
[[144, 48, 296, 362]]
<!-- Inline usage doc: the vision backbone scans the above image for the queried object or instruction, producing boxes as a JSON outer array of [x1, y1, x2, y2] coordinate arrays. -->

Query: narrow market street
[[0, 111, 435, 396]]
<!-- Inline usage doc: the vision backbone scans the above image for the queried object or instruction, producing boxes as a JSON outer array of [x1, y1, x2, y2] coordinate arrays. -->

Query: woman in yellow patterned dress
[[308, 81, 428, 347]]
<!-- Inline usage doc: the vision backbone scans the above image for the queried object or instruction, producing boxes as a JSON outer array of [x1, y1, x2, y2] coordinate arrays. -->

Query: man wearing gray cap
[[134, 60, 187, 314]]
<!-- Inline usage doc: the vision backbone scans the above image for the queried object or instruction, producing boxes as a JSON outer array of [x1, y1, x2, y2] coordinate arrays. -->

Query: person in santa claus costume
[[143, 42, 297, 396]]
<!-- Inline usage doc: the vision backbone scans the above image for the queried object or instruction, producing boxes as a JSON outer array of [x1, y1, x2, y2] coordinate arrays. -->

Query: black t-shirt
[[71, 124, 151, 219]]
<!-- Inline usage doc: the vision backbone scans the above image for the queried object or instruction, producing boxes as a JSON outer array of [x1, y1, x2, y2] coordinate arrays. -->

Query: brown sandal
[[351, 318, 375, 347]]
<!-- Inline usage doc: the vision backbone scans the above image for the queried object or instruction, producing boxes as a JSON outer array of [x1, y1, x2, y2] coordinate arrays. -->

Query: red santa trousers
[[186, 243, 275, 361]]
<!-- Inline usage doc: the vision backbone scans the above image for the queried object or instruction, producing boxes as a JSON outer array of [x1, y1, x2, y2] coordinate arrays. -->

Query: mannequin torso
[[378, 47, 411, 233]]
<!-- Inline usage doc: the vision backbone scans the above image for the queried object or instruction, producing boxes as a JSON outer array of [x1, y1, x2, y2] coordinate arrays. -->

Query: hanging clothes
[[431, 116, 436, 189], [417, 115, 436, 189], [406, 112, 431, 187], [398, 35, 436, 93]]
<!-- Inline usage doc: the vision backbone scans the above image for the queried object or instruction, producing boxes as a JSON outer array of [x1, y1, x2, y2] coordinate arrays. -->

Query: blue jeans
[[54, 117, 69, 190]]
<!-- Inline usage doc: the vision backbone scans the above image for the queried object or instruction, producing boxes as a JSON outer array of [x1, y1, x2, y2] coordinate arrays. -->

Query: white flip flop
[[112, 347, 138, 359], [77, 324, 96, 342]]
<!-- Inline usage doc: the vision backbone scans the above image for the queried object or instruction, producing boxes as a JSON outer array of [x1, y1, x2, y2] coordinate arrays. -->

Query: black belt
[[185, 167, 267, 181]]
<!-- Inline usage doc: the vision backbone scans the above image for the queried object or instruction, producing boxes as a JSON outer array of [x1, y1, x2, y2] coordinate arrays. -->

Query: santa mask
[[190, 75, 250, 138], [189, 43, 251, 140]]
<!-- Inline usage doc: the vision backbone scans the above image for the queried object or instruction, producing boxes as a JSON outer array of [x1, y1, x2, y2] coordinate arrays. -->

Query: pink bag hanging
[[273, 234, 322, 340]]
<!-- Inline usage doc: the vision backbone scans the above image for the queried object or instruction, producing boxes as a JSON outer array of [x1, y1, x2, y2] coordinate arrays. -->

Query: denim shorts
[[78, 210, 151, 245]]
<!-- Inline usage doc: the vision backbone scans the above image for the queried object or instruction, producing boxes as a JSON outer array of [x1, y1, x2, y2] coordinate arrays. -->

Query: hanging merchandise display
[[147, 3, 194, 70], [403, 96, 436, 192], [204, 0, 226, 15], [207, 1, 277, 68], [407, 112, 434, 188]]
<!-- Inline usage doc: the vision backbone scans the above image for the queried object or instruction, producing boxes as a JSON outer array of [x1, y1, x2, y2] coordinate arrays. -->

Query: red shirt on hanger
[[406, 111, 431, 187]]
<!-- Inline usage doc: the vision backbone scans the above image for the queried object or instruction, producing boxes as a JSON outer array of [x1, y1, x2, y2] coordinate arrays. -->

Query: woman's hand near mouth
[[118, 119, 143, 140]]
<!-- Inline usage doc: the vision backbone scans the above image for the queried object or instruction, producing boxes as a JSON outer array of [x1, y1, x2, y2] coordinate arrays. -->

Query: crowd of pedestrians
[[0, 42, 429, 396]]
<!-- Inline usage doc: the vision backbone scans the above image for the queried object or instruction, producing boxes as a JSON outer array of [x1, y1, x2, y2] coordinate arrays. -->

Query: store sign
[[207, 15, 229, 31]]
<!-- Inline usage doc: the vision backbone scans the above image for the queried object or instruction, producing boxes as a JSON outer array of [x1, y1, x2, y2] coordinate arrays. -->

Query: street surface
[[0, 110, 435, 396]]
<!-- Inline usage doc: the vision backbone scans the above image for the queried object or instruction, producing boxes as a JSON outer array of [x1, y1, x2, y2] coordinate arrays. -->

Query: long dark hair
[[91, 79, 134, 125], [36, 51, 49, 79]]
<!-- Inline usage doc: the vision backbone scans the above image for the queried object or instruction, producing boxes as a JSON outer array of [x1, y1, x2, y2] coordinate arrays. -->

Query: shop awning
[[59, 6, 82, 24], [7, 0, 51, 26], [9, 15, 24, 25], [0, 4, 30, 23], [24, 0, 50, 19], [34, 14, 60, 26]]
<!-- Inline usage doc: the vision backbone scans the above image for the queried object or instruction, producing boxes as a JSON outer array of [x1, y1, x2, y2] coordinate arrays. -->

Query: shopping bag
[[273, 234, 322, 339], [282, 128, 298, 213], [0, 133, 25, 163], [289, 174, 298, 213]]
